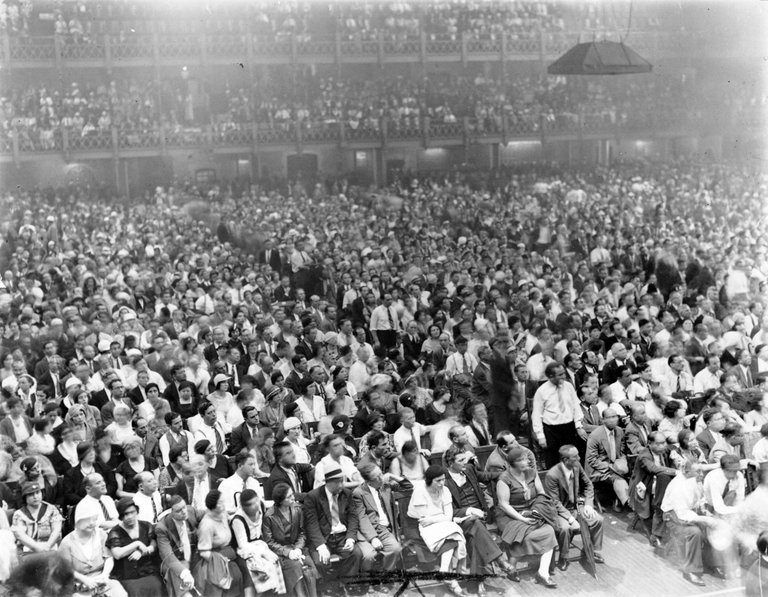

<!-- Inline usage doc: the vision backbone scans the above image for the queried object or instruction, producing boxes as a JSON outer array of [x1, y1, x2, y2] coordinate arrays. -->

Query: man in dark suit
[[274, 275, 297, 305], [696, 408, 726, 459], [601, 342, 635, 386], [285, 355, 308, 396], [488, 334, 516, 436], [628, 432, 677, 547], [33, 340, 59, 380], [260, 238, 283, 273], [36, 356, 64, 400], [544, 444, 605, 571], [623, 403, 652, 456], [302, 466, 368, 580], [443, 446, 515, 585], [732, 349, 755, 389], [484, 431, 536, 477], [163, 364, 200, 407], [352, 463, 402, 573], [574, 351, 600, 391], [401, 321, 424, 374], [229, 406, 259, 456], [203, 327, 228, 365], [470, 346, 493, 407], [684, 323, 710, 376], [156, 495, 198, 595], [585, 408, 629, 511], [264, 441, 314, 501]]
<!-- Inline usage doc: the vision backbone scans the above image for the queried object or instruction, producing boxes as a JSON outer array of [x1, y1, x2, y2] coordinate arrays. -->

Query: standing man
[[532, 362, 587, 468], [369, 293, 400, 351]]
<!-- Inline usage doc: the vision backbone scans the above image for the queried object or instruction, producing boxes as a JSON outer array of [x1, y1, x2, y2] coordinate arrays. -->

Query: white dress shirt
[[531, 381, 584, 445]]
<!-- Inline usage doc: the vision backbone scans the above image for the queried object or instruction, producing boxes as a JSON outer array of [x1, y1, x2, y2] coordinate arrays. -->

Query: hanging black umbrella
[[548, 41, 652, 76], [577, 506, 598, 579]]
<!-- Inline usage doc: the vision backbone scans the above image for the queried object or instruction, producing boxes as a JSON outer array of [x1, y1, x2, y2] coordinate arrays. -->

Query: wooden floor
[[394, 511, 744, 597]]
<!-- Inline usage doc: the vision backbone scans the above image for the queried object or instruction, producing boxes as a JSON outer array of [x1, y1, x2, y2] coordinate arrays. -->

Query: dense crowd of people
[[3, 70, 756, 152], [0, 158, 766, 597], [2, 0, 683, 42]]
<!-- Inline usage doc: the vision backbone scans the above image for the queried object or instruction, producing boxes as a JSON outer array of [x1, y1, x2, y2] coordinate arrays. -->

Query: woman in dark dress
[[115, 439, 159, 498], [495, 447, 558, 588], [62, 441, 118, 506], [106, 497, 163, 597], [262, 482, 318, 597], [422, 386, 451, 425]]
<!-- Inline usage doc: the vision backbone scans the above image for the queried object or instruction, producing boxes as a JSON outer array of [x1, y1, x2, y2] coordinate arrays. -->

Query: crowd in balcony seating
[[1, 69, 755, 152], [0, 159, 768, 595]]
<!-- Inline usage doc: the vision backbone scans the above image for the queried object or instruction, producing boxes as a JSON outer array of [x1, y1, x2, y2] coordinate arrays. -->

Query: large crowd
[[3, 70, 758, 152], [0, 158, 766, 597]]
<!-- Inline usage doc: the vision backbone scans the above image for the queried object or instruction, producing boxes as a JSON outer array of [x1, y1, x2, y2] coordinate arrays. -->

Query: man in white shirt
[[702, 454, 745, 518], [693, 354, 723, 395], [133, 472, 164, 524], [661, 462, 723, 586], [193, 402, 228, 454], [77, 473, 119, 531], [392, 407, 432, 456], [348, 346, 372, 394], [369, 293, 400, 350], [659, 354, 694, 399], [608, 366, 646, 404], [159, 412, 195, 467], [313, 434, 363, 489], [532, 362, 587, 468], [218, 452, 265, 515]]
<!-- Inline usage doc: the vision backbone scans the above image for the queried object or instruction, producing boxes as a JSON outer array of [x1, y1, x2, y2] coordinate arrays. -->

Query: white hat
[[65, 377, 82, 390], [97, 340, 111, 353], [212, 373, 230, 387], [283, 417, 302, 431]]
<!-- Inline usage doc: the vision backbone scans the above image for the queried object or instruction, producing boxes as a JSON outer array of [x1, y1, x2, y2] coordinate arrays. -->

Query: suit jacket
[[203, 343, 226, 365], [544, 462, 595, 509], [696, 428, 719, 458], [623, 420, 652, 456], [156, 511, 199, 577], [574, 365, 599, 392], [89, 389, 109, 410], [229, 422, 259, 456], [260, 249, 283, 273], [585, 425, 626, 481], [402, 334, 425, 366], [36, 370, 63, 398], [264, 463, 314, 500], [579, 402, 602, 434], [443, 466, 496, 516], [352, 483, 396, 541], [163, 382, 200, 412], [684, 338, 709, 376], [274, 285, 296, 305], [471, 363, 492, 402], [303, 486, 359, 549], [628, 448, 677, 519], [352, 405, 375, 439], [732, 365, 754, 390], [263, 504, 305, 557], [128, 385, 147, 405], [100, 398, 135, 426], [285, 370, 304, 396], [601, 359, 634, 386]]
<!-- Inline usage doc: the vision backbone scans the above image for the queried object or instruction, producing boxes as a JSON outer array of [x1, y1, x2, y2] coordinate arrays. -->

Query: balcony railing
[[1, 111, 760, 163], [0, 30, 714, 68]]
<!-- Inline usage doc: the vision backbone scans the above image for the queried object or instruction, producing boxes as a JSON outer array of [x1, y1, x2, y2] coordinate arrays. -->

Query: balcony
[[0, 29, 720, 70], [1, 111, 760, 164]]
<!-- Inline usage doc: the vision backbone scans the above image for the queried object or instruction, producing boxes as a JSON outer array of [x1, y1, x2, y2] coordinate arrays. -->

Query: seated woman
[[390, 439, 429, 491], [423, 386, 452, 425], [25, 417, 56, 456], [49, 424, 80, 475], [358, 412, 395, 460], [658, 400, 688, 440], [231, 488, 286, 595], [262, 482, 318, 597], [745, 394, 768, 430], [252, 427, 275, 478], [105, 405, 138, 447], [67, 399, 97, 441], [192, 489, 246, 597], [116, 438, 159, 498], [407, 465, 467, 597], [63, 441, 116, 507], [58, 500, 128, 597], [12, 480, 63, 554], [670, 429, 717, 472], [495, 447, 558, 588], [106, 497, 164, 597], [158, 446, 188, 494]]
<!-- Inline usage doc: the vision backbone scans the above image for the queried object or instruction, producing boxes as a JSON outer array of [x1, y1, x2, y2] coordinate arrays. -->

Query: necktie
[[676, 375, 681, 392], [567, 472, 575, 504], [317, 383, 327, 401], [556, 385, 567, 415], [179, 521, 191, 562], [608, 431, 616, 461], [150, 495, 158, 523], [99, 498, 109, 519], [214, 427, 224, 454], [387, 307, 395, 330], [746, 368, 753, 387], [463, 355, 469, 374], [376, 489, 389, 527], [330, 494, 340, 527], [410, 427, 418, 446]]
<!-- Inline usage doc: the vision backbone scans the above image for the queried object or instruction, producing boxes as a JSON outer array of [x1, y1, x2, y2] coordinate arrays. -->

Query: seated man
[[661, 460, 724, 586], [585, 408, 630, 512], [352, 463, 403, 578], [303, 466, 369, 582], [265, 440, 314, 501], [156, 495, 198, 597], [544, 444, 605, 571], [393, 407, 432, 456], [443, 446, 515, 591], [485, 431, 536, 476], [702, 453, 745, 518], [623, 402, 652, 456], [628, 431, 678, 547]]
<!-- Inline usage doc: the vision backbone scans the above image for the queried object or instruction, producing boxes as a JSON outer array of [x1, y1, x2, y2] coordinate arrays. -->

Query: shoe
[[506, 570, 521, 583], [649, 536, 662, 549], [683, 572, 705, 586], [556, 558, 569, 572], [612, 499, 623, 513], [447, 580, 465, 597], [709, 567, 727, 580], [593, 552, 605, 564], [477, 582, 487, 597], [534, 573, 558, 588]]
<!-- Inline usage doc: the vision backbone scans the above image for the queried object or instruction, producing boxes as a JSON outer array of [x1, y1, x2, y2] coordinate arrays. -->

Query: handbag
[[635, 481, 647, 500]]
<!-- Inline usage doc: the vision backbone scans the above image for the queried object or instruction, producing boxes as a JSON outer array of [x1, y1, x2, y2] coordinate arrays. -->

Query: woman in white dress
[[407, 465, 467, 596]]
